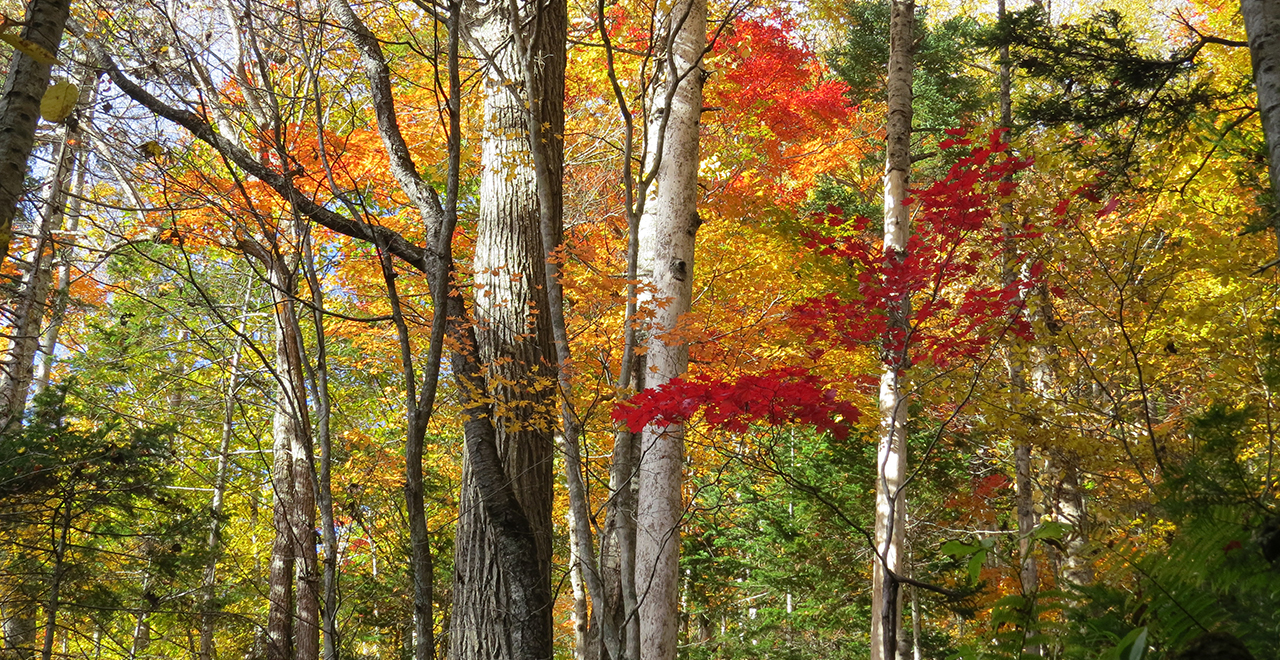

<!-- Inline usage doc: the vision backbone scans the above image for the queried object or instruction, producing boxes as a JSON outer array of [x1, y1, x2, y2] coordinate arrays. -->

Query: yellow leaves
[[138, 140, 165, 159], [0, 30, 58, 66], [39, 79, 77, 123]]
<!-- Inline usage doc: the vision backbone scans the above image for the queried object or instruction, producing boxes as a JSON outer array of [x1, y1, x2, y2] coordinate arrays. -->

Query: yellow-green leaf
[[0, 32, 59, 66], [40, 79, 77, 123], [139, 141, 164, 159]]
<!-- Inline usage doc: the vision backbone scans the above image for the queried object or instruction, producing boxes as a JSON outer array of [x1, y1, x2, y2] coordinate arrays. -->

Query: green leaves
[[1032, 521, 1071, 541], [941, 537, 994, 584], [1100, 627, 1149, 660]]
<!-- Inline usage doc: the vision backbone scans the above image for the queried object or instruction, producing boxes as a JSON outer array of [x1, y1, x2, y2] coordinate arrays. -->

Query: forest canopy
[[0, 0, 1277, 659]]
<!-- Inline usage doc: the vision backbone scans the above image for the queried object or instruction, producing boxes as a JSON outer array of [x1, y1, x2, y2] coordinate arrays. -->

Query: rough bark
[[872, 3, 914, 660], [261, 258, 319, 660], [449, 1, 560, 657], [633, 1, 706, 659], [0, 0, 71, 270], [1242, 0, 1280, 251], [91, 24, 549, 659]]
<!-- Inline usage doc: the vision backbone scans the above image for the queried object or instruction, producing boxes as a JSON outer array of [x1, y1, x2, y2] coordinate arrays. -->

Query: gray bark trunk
[[0, 107, 81, 429], [0, 0, 71, 270], [633, 1, 705, 659], [872, 3, 914, 660], [262, 258, 319, 660], [1050, 452, 1091, 588], [450, 2, 560, 658], [1242, 0, 1280, 250]]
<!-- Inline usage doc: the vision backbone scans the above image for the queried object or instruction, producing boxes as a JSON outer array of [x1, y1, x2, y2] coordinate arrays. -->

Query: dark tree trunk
[[0, 0, 71, 269], [449, 1, 563, 657]]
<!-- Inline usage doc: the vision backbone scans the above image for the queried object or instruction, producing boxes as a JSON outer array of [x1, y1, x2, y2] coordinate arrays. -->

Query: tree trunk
[[633, 1, 705, 659], [263, 257, 319, 660], [450, 2, 560, 658], [1050, 452, 1091, 588], [0, 0, 71, 270], [1242, 0, 1280, 251], [199, 282, 252, 660], [872, 3, 914, 660], [0, 108, 81, 429], [997, 0, 1040, 651], [31, 72, 93, 399], [40, 499, 72, 660]]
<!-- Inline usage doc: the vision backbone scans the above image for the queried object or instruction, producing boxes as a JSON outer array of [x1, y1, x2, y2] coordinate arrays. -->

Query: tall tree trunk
[[997, 0, 1040, 652], [323, 1, 448, 657], [1242, 0, 1280, 253], [0, 110, 80, 429], [0, 0, 71, 270], [633, 1, 705, 659], [1050, 452, 1091, 588], [262, 257, 319, 660], [32, 74, 93, 399], [872, 3, 914, 660], [40, 499, 72, 660], [450, 2, 560, 658], [199, 283, 252, 660]]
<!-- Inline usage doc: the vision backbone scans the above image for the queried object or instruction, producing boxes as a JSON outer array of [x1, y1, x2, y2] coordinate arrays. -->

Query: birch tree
[[872, 2, 913, 659], [1242, 0, 1280, 256], [633, 1, 706, 659]]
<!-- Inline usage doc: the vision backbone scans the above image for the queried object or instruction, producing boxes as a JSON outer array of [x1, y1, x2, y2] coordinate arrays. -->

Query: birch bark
[[1242, 0, 1280, 250], [0, 75, 88, 430], [633, 1, 705, 659], [872, 3, 914, 659]]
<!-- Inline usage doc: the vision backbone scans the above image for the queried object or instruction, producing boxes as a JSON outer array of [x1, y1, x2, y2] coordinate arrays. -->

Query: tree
[[0, 0, 72, 271], [1242, 0, 1280, 256], [631, 1, 707, 659], [871, 3, 914, 659], [448, 0, 563, 657]]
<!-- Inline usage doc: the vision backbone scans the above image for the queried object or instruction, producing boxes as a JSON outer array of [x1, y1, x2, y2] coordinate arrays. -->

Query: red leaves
[[613, 367, 860, 440], [717, 15, 853, 143], [613, 130, 1052, 440]]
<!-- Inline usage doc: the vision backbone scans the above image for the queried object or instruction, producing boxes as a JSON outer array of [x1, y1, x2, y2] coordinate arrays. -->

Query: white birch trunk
[[634, 1, 705, 659], [1242, 0, 1280, 251], [872, 3, 914, 660], [0, 100, 83, 429]]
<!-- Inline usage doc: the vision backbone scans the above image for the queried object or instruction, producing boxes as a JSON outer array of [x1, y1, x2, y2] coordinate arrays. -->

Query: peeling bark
[[872, 3, 914, 660]]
